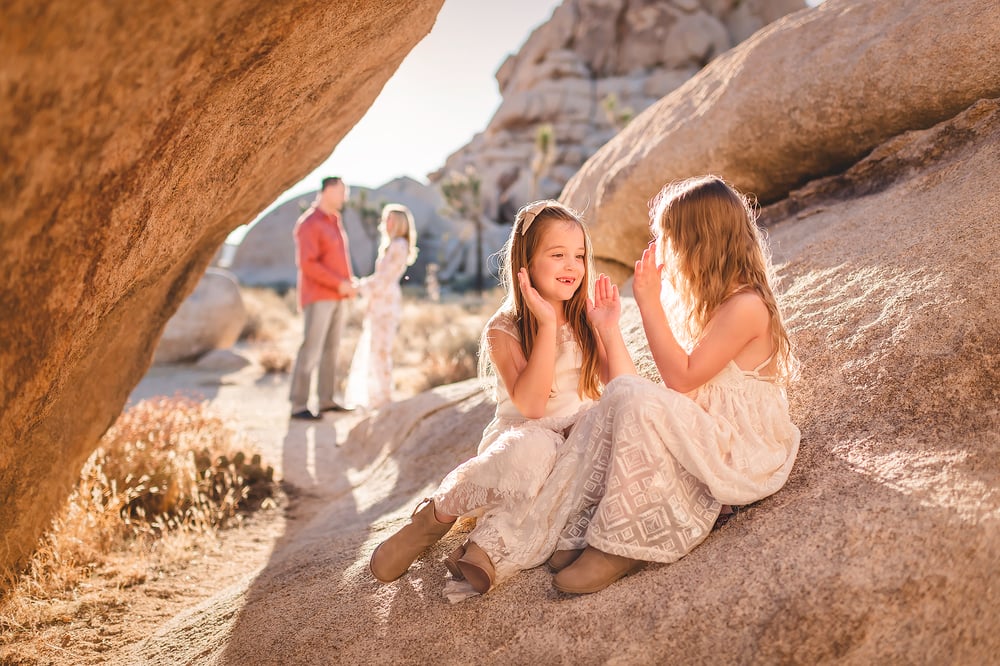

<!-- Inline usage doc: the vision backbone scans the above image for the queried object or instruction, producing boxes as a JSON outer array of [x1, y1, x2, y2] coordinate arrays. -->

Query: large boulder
[[123, 96, 1000, 666], [153, 268, 246, 364], [0, 0, 445, 583], [561, 0, 1000, 281]]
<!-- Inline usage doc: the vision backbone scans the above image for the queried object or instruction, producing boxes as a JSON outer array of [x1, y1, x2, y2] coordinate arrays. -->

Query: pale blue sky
[[228, 1, 561, 243]]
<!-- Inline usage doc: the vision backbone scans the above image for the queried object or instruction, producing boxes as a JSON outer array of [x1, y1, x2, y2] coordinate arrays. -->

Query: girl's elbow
[[520, 406, 546, 419], [513, 399, 546, 419], [663, 377, 697, 393]]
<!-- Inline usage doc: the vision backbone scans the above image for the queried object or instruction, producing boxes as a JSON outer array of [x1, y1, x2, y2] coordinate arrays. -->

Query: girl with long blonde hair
[[345, 203, 418, 410], [370, 200, 634, 598], [551, 175, 801, 594]]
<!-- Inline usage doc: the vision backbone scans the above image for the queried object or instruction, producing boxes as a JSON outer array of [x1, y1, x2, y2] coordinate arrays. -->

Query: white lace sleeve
[[486, 310, 520, 342], [360, 239, 408, 299]]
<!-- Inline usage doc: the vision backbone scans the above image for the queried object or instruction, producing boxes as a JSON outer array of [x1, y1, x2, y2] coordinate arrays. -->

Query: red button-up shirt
[[294, 206, 354, 309]]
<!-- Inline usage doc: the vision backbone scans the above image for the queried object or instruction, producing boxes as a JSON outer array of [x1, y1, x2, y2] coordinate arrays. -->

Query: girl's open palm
[[587, 273, 621, 328], [517, 268, 557, 326], [633, 245, 663, 312]]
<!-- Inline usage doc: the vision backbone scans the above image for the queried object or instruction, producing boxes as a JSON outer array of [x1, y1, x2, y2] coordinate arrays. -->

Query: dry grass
[[394, 288, 503, 394], [0, 397, 277, 640], [240, 286, 297, 343]]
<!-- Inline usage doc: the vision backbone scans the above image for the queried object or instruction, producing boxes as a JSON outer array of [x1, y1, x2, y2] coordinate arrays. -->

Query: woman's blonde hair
[[649, 175, 797, 382], [479, 200, 602, 400], [379, 203, 418, 266]]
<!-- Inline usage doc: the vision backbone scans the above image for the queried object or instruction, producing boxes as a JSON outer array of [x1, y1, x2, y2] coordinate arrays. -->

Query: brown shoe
[[443, 543, 466, 580], [547, 548, 585, 573], [370, 499, 455, 582], [456, 541, 495, 594], [552, 546, 643, 594]]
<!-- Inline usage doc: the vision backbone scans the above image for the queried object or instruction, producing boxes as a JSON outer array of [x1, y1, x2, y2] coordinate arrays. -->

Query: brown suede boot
[[552, 546, 643, 594], [443, 543, 466, 580], [456, 541, 495, 594], [370, 499, 455, 582], [546, 548, 585, 573]]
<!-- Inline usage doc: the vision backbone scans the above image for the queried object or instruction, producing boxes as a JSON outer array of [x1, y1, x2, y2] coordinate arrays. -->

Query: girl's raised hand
[[633, 244, 663, 312], [587, 273, 621, 329], [517, 267, 557, 326]]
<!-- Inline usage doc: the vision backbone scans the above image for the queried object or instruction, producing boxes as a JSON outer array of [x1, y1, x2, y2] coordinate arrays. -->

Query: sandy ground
[[0, 320, 410, 665]]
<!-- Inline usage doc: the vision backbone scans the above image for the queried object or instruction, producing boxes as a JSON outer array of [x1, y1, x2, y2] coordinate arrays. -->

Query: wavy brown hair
[[649, 176, 797, 382], [479, 200, 602, 400]]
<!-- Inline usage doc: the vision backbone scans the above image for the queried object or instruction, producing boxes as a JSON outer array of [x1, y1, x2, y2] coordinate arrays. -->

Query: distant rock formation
[[431, 0, 804, 223], [227, 176, 510, 290], [0, 0, 445, 584]]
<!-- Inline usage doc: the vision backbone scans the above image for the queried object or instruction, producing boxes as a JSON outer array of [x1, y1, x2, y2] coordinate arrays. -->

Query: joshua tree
[[347, 189, 383, 244], [530, 123, 557, 201], [440, 166, 485, 294], [601, 92, 634, 131]]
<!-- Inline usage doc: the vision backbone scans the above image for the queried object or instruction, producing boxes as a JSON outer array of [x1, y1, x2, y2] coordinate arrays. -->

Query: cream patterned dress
[[554, 360, 801, 563], [345, 238, 409, 409], [431, 310, 593, 595]]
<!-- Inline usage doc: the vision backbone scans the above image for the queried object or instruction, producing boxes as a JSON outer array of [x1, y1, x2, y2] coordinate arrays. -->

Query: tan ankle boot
[[370, 499, 455, 582], [546, 548, 584, 573], [552, 546, 643, 594], [442, 543, 466, 580], [456, 541, 495, 594]]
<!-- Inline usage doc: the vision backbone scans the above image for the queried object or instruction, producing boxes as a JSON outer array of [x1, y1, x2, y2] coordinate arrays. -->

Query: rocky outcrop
[[432, 0, 804, 223], [153, 268, 246, 365], [561, 0, 1000, 281], [123, 95, 1000, 666], [0, 0, 445, 582]]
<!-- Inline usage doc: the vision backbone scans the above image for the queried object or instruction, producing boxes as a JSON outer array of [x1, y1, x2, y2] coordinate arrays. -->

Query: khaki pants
[[289, 299, 348, 413]]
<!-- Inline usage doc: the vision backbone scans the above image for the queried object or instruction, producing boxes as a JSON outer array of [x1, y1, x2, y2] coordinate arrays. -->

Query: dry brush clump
[[240, 286, 296, 343], [0, 397, 276, 635], [395, 289, 502, 393]]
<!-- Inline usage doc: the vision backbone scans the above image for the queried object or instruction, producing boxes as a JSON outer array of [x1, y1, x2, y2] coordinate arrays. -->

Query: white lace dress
[[553, 362, 800, 563], [431, 311, 593, 597], [345, 238, 409, 409]]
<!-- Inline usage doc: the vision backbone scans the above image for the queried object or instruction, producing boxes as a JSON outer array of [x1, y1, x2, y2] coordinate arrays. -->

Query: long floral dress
[[553, 361, 801, 563], [345, 238, 409, 410], [430, 311, 594, 600]]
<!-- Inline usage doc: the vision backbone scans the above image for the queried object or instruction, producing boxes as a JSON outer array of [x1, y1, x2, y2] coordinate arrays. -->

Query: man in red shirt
[[289, 176, 358, 419]]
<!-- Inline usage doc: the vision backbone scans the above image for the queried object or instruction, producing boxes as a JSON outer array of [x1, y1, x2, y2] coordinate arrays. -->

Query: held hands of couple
[[337, 278, 359, 298]]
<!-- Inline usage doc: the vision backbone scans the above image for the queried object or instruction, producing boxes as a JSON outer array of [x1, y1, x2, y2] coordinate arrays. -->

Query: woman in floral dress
[[345, 204, 417, 410]]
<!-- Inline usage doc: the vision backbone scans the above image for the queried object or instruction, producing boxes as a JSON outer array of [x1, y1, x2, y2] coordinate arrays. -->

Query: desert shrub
[[240, 286, 295, 342], [257, 345, 293, 374], [419, 327, 481, 391], [84, 397, 274, 534], [397, 289, 502, 392], [0, 397, 275, 621]]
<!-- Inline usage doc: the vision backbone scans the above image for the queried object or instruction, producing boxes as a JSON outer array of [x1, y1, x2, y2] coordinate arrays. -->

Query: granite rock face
[[560, 0, 1000, 280], [432, 0, 804, 222], [0, 0, 445, 582]]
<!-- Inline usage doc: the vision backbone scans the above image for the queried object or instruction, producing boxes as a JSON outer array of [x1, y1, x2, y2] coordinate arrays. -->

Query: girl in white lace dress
[[345, 204, 418, 410], [369, 200, 634, 597], [549, 175, 801, 594]]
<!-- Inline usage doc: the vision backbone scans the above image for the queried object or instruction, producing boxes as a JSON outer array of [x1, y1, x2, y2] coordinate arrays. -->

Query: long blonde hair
[[649, 175, 797, 382], [379, 203, 418, 266], [479, 200, 602, 400]]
